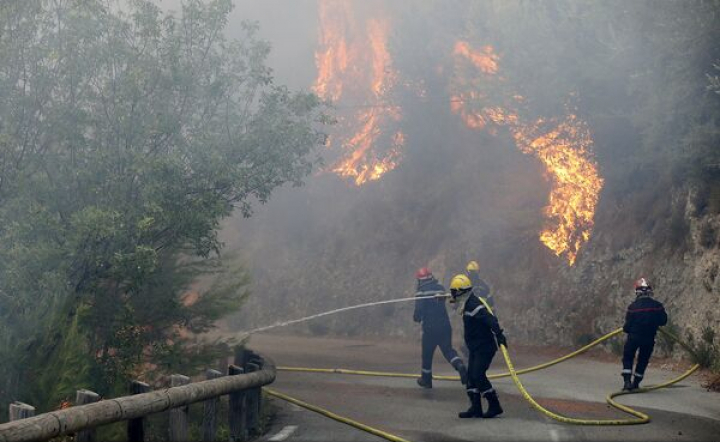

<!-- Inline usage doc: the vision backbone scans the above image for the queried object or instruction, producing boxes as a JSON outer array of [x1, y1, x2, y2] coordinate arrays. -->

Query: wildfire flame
[[453, 41, 499, 75], [314, 0, 403, 185], [451, 43, 603, 265], [314, 0, 350, 102], [512, 115, 603, 265]]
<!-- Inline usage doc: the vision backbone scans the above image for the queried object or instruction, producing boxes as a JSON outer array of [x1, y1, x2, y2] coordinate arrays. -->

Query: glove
[[496, 333, 508, 349], [413, 314, 421, 323]]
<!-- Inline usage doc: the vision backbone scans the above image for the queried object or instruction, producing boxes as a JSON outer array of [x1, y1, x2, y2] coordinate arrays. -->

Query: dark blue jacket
[[413, 278, 451, 334], [462, 293, 503, 352], [623, 294, 667, 340], [467, 271, 494, 307]]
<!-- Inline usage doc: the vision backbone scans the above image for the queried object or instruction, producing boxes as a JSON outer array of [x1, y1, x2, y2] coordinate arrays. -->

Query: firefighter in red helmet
[[413, 267, 467, 388], [621, 277, 667, 390]]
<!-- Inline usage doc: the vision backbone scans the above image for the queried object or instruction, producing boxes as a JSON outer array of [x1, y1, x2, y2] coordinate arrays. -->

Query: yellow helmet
[[466, 260, 479, 272], [450, 274, 472, 291]]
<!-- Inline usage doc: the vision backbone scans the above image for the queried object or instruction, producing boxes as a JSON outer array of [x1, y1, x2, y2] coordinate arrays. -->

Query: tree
[[0, 0, 326, 413]]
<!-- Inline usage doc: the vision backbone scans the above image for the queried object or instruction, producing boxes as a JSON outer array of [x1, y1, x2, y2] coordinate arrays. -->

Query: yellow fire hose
[[264, 387, 413, 442], [277, 328, 627, 382], [273, 298, 701, 429]]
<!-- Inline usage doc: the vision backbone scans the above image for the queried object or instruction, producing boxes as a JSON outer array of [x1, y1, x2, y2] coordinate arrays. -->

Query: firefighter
[[466, 260, 494, 307], [413, 267, 468, 388], [449, 274, 507, 419], [621, 277, 667, 390]]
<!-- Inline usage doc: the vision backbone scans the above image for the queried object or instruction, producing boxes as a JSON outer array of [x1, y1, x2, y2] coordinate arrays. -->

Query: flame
[[512, 115, 603, 265], [451, 42, 603, 265], [315, 0, 403, 185], [453, 41, 499, 74], [314, 0, 351, 102]]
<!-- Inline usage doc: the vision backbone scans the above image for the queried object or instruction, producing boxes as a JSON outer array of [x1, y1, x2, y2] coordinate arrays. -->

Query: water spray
[[242, 293, 451, 337]]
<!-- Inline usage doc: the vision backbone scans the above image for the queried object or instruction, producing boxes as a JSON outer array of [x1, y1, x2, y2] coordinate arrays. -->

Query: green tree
[[0, 0, 326, 414]]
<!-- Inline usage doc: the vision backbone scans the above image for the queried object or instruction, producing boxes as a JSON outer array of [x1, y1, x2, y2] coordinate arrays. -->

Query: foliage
[[0, 0, 325, 415], [657, 318, 680, 357], [687, 326, 718, 370]]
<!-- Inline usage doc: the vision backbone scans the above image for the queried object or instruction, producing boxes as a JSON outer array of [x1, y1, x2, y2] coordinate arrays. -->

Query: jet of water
[[242, 293, 451, 337]]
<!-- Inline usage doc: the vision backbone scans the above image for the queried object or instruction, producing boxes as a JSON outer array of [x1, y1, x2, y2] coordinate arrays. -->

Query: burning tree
[[314, 0, 405, 185]]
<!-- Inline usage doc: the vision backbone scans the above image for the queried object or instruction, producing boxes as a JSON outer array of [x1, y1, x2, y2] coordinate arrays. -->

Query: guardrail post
[[9, 402, 35, 421], [233, 347, 247, 367], [75, 390, 101, 442], [169, 374, 190, 442], [249, 351, 264, 426], [245, 362, 260, 435], [128, 380, 150, 442], [202, 369, 222, 442], [228, 364, 247, 442]]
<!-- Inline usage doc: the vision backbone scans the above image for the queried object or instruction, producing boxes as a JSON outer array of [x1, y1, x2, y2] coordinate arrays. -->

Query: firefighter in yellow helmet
[[466, 261, 494, 308], [450, 274, 507, 419]]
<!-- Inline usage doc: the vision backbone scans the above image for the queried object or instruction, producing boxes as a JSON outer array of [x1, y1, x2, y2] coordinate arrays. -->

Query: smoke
[[218, 1, 553, 334], [214, 2, 549, 333], [217, 1, 719, 338]]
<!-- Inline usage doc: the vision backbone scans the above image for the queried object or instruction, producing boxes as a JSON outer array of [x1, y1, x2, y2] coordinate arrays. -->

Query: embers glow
[[314, 0, 403, 185], [451, 42, 603, 265]]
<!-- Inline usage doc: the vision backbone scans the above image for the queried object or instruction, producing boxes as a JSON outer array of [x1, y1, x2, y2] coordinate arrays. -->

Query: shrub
[[688, 327, 718, 369], [657, 318, 680, 356]]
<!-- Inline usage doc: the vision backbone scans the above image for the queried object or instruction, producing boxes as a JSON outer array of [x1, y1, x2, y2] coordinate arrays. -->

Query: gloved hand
[[413, 314, 421, 323], [496, 333, 508, 349]]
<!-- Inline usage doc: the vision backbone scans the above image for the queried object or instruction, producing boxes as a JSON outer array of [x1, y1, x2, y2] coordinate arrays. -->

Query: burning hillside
[[314, 1, 603, 264], [450, 42, 603, 265], [314, 0, 404, 185]]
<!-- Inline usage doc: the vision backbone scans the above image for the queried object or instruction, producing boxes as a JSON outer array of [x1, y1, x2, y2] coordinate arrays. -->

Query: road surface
[[248, 333, 719, 442]]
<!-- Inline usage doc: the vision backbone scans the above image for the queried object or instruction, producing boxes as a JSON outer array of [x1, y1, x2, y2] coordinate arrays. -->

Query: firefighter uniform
[[622, 279, 667, 390], [467, 270, 494, 308], [414, 275, 467, 388], [449, 273, 506, 419], [460, 290, 506, 418]]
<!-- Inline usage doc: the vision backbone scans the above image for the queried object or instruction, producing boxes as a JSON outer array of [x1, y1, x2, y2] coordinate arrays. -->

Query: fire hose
[[267, 298, 701, 438]]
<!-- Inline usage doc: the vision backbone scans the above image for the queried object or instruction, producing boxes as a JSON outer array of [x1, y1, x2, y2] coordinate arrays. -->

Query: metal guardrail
[[0, 350, 275, 442]]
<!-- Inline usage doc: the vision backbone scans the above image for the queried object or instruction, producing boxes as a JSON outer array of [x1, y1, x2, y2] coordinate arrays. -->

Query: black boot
[[631, 375, 642, 390], [452, 359, 468, 385], [458, 392, 483, 418], [417, 371, 432, 389], [483, 390, 503, 418], [622, 374, 632, 391]]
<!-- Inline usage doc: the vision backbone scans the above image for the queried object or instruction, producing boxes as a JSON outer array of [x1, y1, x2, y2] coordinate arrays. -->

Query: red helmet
[[416, 267, 432, 280], [634, 277, 652, 292]]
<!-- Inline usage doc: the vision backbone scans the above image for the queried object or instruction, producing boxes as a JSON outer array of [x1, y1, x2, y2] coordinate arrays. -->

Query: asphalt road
[[248, 333, 720, 442]]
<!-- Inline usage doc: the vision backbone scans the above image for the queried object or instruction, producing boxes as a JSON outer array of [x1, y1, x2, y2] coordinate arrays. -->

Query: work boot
[[631, 375, 642, 390], [452, 359, 468, 385], [483, 390, 503, 418], [417, 371, 432, 389], [622, 374, 632, 391], [458, 392, 483, 418]]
